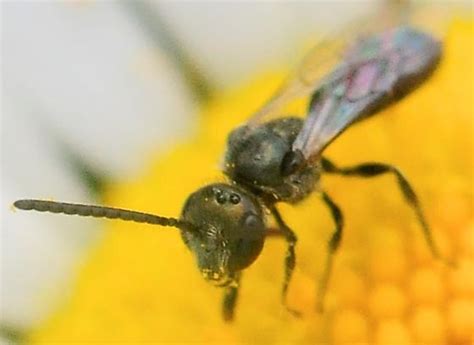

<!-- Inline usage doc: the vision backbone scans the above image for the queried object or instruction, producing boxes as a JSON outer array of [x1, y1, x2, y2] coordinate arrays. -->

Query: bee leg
[[321, 157, 455, 266], [318, 191, 344, 312], [222, 272, 241, 322], [268, 204, 301, 317]]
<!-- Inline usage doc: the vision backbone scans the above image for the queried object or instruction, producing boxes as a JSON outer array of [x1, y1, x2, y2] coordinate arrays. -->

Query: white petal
[[3, 1, 196, 179], [154, 1, 379, 87], [1, 102, 100, 329]]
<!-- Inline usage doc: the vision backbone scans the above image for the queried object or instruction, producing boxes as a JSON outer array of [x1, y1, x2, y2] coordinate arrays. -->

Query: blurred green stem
[[122, 0, 214, 104], [0, 324, 25, 344]]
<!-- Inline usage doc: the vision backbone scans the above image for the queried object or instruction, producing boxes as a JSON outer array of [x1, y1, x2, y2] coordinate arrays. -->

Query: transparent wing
[[292, 26, 442, 161], [247, 3, 403, 126], [246, 2, 451, 126]]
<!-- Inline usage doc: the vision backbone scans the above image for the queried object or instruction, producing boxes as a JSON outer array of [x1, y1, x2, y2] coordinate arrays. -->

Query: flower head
[[30, 19, 473, 344]]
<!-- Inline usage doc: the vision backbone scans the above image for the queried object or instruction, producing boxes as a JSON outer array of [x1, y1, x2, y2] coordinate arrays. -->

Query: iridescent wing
[[247, 4, 403, 126], [245, 3, 451, 130], [292, 26, 442, 161]]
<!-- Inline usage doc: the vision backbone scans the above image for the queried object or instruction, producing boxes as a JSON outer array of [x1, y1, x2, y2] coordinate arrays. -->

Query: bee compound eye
[[243, 213, 259, 229]]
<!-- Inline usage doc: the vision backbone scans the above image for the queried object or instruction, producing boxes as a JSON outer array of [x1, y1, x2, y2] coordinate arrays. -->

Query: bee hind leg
[[321, 157, 455, 267]]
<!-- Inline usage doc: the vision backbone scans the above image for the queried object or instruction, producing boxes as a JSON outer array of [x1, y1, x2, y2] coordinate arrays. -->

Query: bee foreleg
[[268, 204, 301, 317], [321, 157, 455, 267], [222, 273, 241, 322], [318, 191, 344, 312]]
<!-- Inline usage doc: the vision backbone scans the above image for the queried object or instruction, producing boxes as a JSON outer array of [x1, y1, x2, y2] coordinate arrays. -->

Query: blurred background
[[1, 1, 472, 344]]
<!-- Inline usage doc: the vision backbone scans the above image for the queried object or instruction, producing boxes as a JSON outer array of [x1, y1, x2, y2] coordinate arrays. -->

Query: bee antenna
[[13, 199, 191, 230]]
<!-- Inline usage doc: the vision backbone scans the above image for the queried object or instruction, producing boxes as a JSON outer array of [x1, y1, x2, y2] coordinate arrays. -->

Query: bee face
[[180, 183, 266, 284]]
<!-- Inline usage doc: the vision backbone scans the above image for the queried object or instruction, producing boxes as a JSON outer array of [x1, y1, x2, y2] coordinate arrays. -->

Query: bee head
[[180, 183, 266, 285]]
